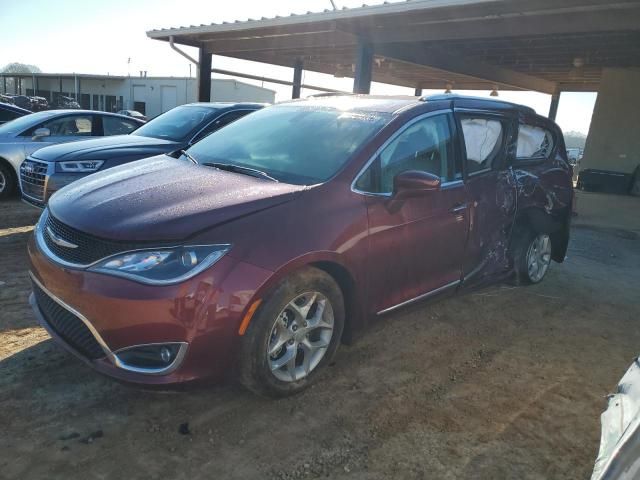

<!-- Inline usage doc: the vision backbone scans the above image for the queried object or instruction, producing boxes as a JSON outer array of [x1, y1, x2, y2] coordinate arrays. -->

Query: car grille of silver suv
[[20, 159, 48, 207]]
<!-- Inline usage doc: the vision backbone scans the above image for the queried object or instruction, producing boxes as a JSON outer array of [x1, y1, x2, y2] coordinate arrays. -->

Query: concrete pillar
[[292, 59, 303, 99], [197, 48, 212, 102], [353, 39, 373, 94], [580, 68, 640, 183], [548, 88, 561, 121]]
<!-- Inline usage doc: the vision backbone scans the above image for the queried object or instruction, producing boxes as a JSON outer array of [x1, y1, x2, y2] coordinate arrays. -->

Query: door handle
[[449, 203, 468, 214]]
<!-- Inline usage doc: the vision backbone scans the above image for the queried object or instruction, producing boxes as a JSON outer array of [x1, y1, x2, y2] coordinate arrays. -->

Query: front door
[[353, 112, 469, 314]]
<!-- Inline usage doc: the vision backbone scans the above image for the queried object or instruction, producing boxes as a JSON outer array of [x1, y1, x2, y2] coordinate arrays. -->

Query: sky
[[1, 0, 597, 134]]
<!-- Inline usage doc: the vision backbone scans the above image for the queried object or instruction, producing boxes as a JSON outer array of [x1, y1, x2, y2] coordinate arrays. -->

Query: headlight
[[58, 160, 104, 173], [88, 244, 231, 285]]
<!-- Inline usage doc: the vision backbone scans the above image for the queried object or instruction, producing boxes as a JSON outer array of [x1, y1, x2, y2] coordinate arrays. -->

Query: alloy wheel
[[267, 291, 334, 382], [526, 233, 552, 283], [0, 170, 5, 193]]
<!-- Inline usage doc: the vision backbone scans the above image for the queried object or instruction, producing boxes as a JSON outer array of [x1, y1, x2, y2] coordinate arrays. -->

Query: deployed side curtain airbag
[[461, 118, 502, 163], [517, 124, 548, 158]]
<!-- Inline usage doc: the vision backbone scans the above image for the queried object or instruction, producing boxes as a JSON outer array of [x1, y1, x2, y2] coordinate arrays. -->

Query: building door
[[161, 86, 178, 113], [132, 85, 147, 113]]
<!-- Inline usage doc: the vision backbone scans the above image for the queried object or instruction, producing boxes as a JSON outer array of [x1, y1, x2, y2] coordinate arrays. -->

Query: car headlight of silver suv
[[57, 160, 104, 173], [88, 245, 231, 285]]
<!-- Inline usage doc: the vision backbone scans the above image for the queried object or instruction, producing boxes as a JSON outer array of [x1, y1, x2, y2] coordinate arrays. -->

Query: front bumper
[[28, 234, 273, 385]]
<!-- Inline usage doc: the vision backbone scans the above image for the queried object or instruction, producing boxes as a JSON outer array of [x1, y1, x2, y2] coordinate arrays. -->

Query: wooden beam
[[203, 30, 356, 54], [375, 43, 558, 94], [353, 39, 373, 94], [198, 48, 212, 102], [361, 7, 640, 45], [292, 59, 303, 99], [548, 88, 561, 120]]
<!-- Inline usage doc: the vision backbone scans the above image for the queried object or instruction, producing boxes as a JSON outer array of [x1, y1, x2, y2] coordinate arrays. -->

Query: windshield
[[0, 111, 55, 135], [131, 105, 220, 142], [187, 105, 388, 185]]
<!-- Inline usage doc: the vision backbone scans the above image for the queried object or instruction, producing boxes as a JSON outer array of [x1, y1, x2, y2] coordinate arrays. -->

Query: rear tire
[[238, 267, 344, 398], [511, 227, 552, 285], [0, 162, 16, 200]]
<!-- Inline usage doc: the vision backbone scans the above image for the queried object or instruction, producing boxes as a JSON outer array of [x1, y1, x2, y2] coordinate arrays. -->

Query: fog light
[[160, 346, 172, 363], [115, 343, 184, 371]]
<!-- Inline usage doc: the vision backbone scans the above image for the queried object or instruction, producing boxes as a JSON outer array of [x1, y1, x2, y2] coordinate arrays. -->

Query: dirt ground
[[1, 193, 639, 480]]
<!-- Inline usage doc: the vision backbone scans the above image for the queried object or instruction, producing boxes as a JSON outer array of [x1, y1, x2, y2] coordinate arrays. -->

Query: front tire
[[511, 228, 552, 285], [238, 267, 344, 397]]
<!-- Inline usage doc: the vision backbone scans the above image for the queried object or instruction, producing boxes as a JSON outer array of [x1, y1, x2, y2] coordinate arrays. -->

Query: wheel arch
[[512, 206, 570, 263], [309, 260, 359, 345], [248, 253, 363, 346], [0, 156, 19, 196]]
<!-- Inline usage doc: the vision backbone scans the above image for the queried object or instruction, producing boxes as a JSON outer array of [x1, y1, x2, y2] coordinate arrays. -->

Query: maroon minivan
[[28, 95, 572, 397]]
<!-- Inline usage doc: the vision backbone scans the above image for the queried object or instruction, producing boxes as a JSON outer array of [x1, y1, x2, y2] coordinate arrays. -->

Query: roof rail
[[308, 92, 353, 98], [420, 93, 537, 114]]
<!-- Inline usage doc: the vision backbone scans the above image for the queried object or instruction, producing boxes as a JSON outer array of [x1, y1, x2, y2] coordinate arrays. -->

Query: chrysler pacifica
[[28, 95, 572, 397]]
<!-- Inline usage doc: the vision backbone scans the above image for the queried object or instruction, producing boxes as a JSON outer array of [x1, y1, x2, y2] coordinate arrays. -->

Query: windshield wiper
[[178, 149, 198, 165], [202, 162, 279, 182]]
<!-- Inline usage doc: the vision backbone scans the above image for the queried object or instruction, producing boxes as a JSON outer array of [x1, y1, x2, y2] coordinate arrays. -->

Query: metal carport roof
[[147, 0, 640, 94]]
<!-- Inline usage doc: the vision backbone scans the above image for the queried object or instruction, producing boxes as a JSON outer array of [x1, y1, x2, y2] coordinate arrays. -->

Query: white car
[[0, 110, 143, 199], [116, 110, 147, 122]]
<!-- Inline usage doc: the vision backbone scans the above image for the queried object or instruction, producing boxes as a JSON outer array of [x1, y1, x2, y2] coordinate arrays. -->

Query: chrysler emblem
[[46, 226, 78, 249]]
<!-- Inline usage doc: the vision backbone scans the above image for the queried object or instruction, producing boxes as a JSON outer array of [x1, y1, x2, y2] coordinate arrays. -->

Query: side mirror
[[32, 127, 50, 140], [393, 170, 441, 198]]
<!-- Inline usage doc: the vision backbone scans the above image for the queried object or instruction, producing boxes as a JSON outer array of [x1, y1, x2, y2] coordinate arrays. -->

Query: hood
[[48, 155, 305, 242], [31, 135, 179, 162]]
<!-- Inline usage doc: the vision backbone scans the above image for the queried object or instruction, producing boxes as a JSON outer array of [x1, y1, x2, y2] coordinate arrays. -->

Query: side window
[[103, 116, 138, 135], [191, 110, 251, 144], [0, 109, 22, 124], [460, 117, 504, 175], [41, 115, 94, 136], [516, 123, 554, 160], [355, 114, 456, 194]]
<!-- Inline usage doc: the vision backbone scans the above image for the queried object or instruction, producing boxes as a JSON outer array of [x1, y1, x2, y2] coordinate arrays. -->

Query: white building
[[1, 73, 275, 118]]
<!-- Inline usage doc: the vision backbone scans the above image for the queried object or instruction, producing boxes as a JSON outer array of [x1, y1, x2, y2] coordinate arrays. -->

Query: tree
[[1, 63, 42, 95], [563, 130, 587, 149], [1, 62, 42, 74]]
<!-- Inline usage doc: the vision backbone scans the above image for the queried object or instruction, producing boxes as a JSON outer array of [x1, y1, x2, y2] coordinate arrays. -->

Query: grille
[[42, 211, 142, 265], [23, 194, 45, 209], [20, 159, 48, 202], [32, 281, 106, 360]]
